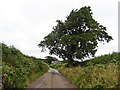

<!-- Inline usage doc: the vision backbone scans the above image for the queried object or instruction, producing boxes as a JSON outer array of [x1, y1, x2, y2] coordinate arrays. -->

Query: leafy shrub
[[2, 43, 49, 89], [85, 52, 119, 66]]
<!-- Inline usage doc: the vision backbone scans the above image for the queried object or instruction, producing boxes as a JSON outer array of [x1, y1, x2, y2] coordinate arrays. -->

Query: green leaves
[[38, 6, 113, 64], [2, 43, 49, 88]]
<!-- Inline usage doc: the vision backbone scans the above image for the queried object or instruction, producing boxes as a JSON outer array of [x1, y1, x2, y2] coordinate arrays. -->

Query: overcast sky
[[0, 0, 119, 59]]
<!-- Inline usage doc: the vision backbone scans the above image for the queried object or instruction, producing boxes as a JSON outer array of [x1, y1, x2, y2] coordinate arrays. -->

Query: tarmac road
[[26, 68, 77, 89]]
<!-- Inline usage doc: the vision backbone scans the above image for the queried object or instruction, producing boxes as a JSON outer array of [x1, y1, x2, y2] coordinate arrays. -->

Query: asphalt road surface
[[27, 68, 77, 89]]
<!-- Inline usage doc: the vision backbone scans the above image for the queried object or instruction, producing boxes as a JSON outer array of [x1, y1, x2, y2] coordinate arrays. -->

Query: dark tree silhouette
[[38, 6, 113, 66]]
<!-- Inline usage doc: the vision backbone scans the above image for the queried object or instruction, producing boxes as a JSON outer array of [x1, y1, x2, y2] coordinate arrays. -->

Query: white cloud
[[0, 0, 119, 59]]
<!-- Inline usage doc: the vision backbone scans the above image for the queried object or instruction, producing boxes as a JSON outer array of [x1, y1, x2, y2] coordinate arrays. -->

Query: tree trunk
[[68, 56, 74, 67]]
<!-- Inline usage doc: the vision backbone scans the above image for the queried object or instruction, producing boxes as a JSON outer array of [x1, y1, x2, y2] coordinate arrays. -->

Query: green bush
[[2, 43, 49, 89], [85, 52, 119, 66]]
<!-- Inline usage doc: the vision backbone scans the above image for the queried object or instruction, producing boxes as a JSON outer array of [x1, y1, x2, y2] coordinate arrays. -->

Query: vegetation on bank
[[51, 52, 119, 88], [2, 43, 49, 89]]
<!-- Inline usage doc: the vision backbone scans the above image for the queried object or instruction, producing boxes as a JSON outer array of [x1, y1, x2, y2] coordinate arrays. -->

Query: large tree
[[38, 6, 113, 65]]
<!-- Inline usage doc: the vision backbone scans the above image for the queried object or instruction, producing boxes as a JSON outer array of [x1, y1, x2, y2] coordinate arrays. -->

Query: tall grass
[[56, 52, 119, 88]]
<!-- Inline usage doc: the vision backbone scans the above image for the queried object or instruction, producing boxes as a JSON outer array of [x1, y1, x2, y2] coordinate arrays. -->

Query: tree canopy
[[38, 6, 113, 65], [45, 56, 58, 64]]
